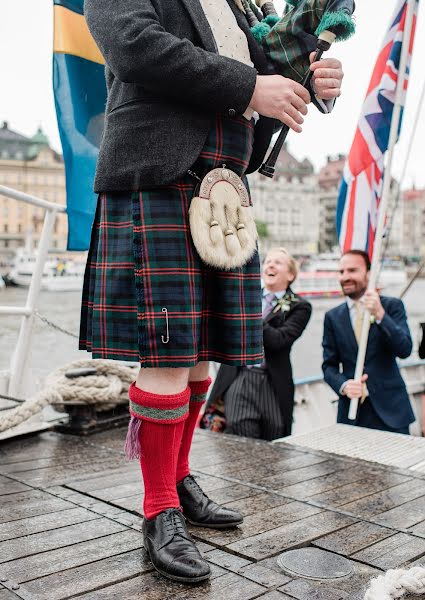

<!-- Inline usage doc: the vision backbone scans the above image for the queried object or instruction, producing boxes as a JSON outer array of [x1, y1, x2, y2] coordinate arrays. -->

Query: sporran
[[189, 166, 258, 270]]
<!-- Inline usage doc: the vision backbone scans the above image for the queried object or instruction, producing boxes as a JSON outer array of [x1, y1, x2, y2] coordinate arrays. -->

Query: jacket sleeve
[[84, 0, 257, 115], [263, 301, 312, 352], [322, 312, 346, 394], [377, 299, 413, 359]]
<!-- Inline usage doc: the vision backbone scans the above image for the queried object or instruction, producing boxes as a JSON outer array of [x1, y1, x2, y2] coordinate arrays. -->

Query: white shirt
[[198, 0, 254, 120]]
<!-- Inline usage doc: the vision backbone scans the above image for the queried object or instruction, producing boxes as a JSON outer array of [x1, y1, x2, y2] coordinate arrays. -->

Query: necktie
[[262, 293, 276, 319], [354, 301, 364, 345], [353, 301, 368, 402]]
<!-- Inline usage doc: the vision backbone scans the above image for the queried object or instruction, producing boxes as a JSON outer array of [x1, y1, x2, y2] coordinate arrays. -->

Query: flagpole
[[348, 0, 417, 421]]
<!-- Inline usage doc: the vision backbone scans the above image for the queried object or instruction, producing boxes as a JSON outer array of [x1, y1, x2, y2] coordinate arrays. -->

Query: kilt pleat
[[79, 114, 263, 367]]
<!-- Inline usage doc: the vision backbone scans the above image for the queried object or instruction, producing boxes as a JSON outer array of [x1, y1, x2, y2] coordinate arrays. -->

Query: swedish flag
[[53, 0, 106, 250]]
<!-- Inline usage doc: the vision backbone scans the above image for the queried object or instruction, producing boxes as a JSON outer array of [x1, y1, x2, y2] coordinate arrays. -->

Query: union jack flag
[[336, 0, 418, 257]]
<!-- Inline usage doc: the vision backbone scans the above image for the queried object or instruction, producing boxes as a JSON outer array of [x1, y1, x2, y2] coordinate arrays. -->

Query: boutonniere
[[370, 315, 376, 325], [272, 292, 299, 314]]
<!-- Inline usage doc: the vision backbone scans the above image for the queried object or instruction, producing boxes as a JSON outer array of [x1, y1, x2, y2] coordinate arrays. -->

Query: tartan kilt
[[79, 113, 263, 367]]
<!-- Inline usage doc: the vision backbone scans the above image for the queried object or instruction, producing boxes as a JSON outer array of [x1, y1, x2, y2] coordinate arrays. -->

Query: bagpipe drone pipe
[[242, 0, 356, 178]]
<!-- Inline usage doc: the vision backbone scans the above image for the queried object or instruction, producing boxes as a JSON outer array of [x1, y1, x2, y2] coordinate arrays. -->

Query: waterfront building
[[402, 188, 425, 259], [248, 143, 320, 257], [0, 122, 67, 260]]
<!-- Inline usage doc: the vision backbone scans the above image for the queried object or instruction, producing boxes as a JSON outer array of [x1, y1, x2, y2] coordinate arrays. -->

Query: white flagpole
[[348, 0, 417, 420]]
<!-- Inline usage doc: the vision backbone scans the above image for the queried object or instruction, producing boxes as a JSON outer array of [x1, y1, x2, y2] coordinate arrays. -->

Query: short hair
[[342, 249, 371, 271], [265, 247, 299, 281]]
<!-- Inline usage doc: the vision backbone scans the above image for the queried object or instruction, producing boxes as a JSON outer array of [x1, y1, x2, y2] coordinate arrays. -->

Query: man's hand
[[250, 75, 311, 132], [309, 54, 343, 100], [363, 290, 385, 321], [342, 374, 368, 400]]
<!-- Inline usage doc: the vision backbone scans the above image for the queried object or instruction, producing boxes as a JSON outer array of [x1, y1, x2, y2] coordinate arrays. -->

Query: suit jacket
[[208, 290, 312, 436], [322, 296, 415, 429], [84, 0, 276, 191]]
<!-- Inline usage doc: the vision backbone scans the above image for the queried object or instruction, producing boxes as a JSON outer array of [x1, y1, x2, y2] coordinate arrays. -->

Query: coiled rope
[[364, 566, 425, 599], [0, 359, 138, 432]]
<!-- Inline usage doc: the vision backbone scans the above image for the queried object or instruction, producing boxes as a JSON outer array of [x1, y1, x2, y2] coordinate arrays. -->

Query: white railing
[[0, 185, 65, 397]]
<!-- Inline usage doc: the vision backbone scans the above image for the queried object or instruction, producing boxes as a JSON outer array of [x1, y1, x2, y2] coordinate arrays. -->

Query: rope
[[364, 566, 425, 599], [0, 359, 138, 433]]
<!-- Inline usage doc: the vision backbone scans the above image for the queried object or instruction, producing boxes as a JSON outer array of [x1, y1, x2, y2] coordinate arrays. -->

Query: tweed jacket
[[84, 0, 277, 191], [322, 296, 415, 429], [208, 290, 312, 436]]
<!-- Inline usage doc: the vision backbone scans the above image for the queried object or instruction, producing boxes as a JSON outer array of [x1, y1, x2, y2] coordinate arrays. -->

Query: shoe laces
[[164, 509, 187, 538], [186, 475, 209, 499]]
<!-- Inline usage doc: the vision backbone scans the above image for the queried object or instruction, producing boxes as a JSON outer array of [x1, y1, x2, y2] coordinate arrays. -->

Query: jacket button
[[228, 108, 236, 117]]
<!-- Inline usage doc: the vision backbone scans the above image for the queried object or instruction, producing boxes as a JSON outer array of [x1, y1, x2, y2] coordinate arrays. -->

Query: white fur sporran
[[189, 167, 258, 270]]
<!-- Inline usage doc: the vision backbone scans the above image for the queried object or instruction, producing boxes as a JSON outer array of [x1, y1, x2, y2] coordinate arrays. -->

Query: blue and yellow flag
[[53, 0, 106, 250]]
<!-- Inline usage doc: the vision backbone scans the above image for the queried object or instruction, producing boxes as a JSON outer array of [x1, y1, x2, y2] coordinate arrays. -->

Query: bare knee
[[136, 367, 190, 394], [189, 361, 210, 382]]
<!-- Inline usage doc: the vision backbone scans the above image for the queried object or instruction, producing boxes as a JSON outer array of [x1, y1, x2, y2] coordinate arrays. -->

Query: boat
[[7, 246, 85, 292], [292, 253, 408, 298]]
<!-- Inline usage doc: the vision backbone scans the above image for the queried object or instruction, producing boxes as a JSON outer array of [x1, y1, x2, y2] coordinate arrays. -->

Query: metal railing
[[0, 185, 65, 397]]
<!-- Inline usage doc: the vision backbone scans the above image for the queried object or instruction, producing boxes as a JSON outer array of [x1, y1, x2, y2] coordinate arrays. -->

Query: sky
[[1, 0, 424, 188]]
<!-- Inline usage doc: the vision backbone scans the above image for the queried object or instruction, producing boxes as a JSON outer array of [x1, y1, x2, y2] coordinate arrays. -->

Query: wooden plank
[[202, 548, 252, 572], [21, 549, 152, 600], [273, 466, 372, 500], [0, 530, 146, 583], [103, 495, 142, 514], [342, 479, 425, 517], [252, 593, 294, 600], [352, 532, 425, 569], [192, 501, 322, 547], [309, 472, 411, 507], [231, 454, 330, 483], [227, 511, 357, 560], [0, 590, 20, 600], [373, 496, 425, 529], [7, 456, 129, 487], [222, 493, 292, 516], [65, 468, 140, 493], [0, 507, 99, 542], [205, 483, 264, 505], [312, 521, 396, 556], [410, 520, 425, 535], [74, 570, 213, 600], [0, 491, 74, 524], [86, 482, 143, 502], [0, 476, 30, 496], [258, 460, 342, 489], [172, 571, 267, 600], [0, 518, 125, 563]]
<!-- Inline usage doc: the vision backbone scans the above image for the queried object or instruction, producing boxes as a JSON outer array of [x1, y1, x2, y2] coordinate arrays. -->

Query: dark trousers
[[349, 398, 410, 435], [224, 368, 286, 441]]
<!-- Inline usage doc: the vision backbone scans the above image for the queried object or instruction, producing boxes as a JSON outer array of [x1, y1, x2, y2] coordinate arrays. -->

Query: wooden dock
[[1, 428, 425, 599]]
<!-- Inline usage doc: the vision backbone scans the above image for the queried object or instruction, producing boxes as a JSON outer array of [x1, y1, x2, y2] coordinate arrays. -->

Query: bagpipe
[[241, 0, 356, 178]]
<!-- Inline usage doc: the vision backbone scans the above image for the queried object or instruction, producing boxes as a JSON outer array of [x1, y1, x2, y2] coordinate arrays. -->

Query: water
[[1, 281, 424, 393]]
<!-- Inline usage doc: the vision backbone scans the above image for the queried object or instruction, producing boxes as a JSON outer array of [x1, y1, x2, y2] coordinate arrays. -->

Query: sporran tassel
[[124, 415, 143, 460]]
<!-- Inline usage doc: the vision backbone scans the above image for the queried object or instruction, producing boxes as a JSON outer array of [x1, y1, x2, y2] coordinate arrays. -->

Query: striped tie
[[354, 301, 368, 402], [354, 301, 364, 345], [263, 293, 276, 319]]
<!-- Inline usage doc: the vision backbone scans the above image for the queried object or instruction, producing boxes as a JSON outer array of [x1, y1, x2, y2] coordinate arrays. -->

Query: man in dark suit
[[206, 248, 312, 440], [322, 249, 415, 433]]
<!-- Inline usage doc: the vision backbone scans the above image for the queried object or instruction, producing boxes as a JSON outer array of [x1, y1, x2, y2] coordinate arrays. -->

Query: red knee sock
[[176, 377, 212, 483], [127, 383, 190, 520]]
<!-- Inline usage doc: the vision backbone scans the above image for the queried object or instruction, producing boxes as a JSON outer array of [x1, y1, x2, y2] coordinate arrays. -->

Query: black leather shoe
[[143, 508, 210, 583], [177, 475, 243, 529]]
